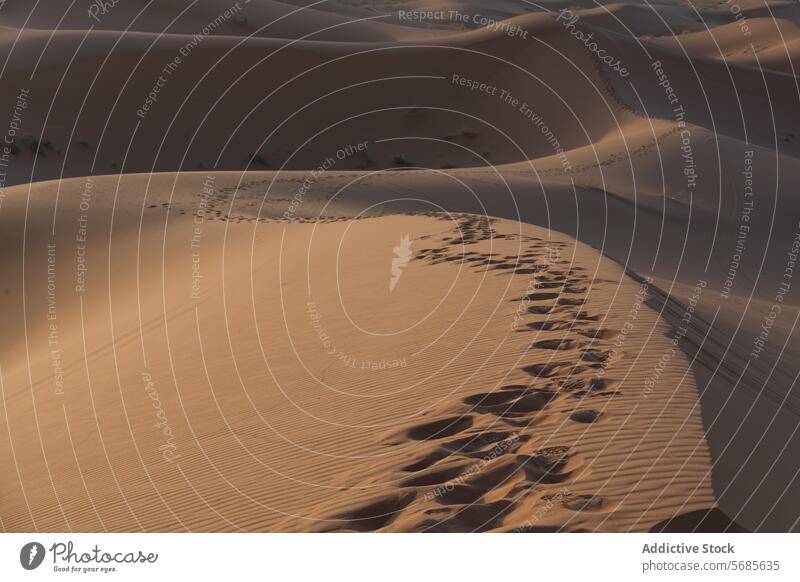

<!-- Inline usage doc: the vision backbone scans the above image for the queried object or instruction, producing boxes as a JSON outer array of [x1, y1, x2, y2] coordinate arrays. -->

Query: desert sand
[[1, 0, 798, 532]]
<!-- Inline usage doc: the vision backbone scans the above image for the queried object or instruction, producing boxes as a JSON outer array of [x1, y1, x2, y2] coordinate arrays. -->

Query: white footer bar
[[1, 533, 797, 581]]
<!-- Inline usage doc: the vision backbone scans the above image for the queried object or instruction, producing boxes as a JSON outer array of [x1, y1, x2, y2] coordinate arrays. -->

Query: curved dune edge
[[0, 172, 714, 531]]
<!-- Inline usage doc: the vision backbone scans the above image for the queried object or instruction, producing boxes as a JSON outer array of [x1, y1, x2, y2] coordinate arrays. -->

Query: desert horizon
[[1, 0, 799, 545]]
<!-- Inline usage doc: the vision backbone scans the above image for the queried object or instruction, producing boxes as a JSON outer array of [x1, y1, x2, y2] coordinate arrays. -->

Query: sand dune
[[649, 17, 800, 74], [0, 175, 713, 531], [1, 1, 797, 183], [1, 0, 799, 532], [0, 0, 429, 41]]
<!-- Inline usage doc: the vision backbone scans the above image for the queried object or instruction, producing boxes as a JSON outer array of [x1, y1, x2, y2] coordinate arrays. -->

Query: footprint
[[587, 378, 616, 391], [532, 339, 583, 351], [437, 484, 488, 505], [441, 430, 525, 455], [569, 410, 602, 423], [497, 393, 558, 416], [464, 388, 556, 417], [407, 415, 474, 441], [558, 378, 585, 391], [539, 275, 567, 283], [516, 446, 580, 484], [562, 494, 604, 511], [463, 456, 523, 492], [566, 377, 620, 398], [402, 450, 451, 472], [421, 499, 516, 532], [522, 320, 574, 331], [580, 349, 612, 363], [557, 297, 585, 306], [434, 457, 523, 507], [527, 305, 559, 315], [327, 492, 416, 532], [571, 311, 599, 321], [518, 292, 561, 302], [570, 363, 605, 374], [522, 363, 564, 378], [489, 263, 518, 270]]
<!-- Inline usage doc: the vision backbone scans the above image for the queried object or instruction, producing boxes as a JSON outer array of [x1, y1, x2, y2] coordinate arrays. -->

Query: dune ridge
[[0, 185, 715, 530], [1, 0, 799, 531]]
